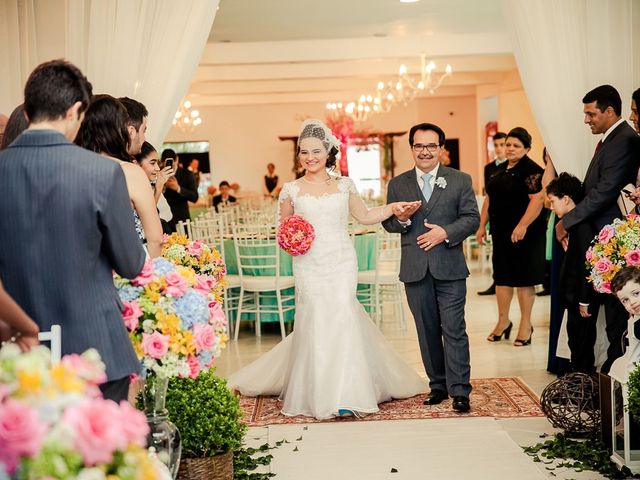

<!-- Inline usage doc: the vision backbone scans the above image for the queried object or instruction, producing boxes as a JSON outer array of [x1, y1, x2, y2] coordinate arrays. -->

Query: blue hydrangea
[[118, 284, 144, 302], [173, 290, 209, 329], [198, 350, 213, 369], [153, 257, 177, 275]]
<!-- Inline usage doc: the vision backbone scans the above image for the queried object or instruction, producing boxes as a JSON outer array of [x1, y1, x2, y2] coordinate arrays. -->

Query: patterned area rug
[[239, 377, 544, 427]]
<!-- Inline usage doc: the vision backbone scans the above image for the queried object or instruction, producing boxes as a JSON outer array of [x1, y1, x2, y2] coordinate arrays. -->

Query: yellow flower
[[156, 312, 181, 335], [144, 283, 161, 303], [177, 266, 196, 285], [17, 370, 42, 394], [51, 365, 85, 393], [169, 331, 196, 356]]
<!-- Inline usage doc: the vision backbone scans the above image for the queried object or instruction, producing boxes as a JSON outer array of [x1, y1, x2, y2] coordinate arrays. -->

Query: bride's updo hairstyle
[[296, 119, 341, 170]]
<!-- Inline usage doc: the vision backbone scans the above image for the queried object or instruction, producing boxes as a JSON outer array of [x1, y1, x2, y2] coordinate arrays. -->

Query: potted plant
[[165, 369, 246, 480]]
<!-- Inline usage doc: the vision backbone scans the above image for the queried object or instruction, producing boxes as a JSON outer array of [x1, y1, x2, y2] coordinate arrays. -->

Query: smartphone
[[165, 158, 174, 169]]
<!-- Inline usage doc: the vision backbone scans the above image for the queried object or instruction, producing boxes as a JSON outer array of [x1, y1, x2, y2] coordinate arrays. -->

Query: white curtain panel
[[503, 0, 638, 177], [0, 0, 218, 147]]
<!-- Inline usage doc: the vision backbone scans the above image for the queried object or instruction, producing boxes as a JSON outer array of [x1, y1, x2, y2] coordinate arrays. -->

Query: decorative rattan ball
[[540, 373, 600, 437]]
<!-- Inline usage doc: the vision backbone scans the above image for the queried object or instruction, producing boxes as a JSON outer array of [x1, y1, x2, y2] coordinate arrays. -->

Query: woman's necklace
[[302, 175, 332, 185]]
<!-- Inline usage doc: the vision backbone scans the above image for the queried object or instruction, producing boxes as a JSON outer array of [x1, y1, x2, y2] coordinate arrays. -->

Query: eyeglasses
[[412, 143, 440, 153]]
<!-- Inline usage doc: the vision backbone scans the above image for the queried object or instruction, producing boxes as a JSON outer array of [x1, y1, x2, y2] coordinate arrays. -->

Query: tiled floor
[[216, 264, 608, 479]]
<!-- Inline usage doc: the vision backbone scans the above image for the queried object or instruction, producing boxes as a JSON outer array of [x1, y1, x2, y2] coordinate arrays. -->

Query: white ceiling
[[186, 0, 514, 108]]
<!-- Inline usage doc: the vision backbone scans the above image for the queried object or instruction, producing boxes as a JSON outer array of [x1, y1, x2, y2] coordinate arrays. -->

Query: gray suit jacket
[[0, 130, 145, 381], [563, 121, 639, 232], [383, 166, 480, 283]]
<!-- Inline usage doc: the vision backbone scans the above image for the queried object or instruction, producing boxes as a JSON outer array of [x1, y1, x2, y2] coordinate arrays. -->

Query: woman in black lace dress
[[485, 127, 546, 346]]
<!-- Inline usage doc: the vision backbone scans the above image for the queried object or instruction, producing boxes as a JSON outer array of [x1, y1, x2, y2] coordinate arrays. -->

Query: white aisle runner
[[256, 417, 546, 480]]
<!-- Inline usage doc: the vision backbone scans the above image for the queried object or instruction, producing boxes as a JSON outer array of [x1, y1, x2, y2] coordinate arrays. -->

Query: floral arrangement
[[162, 233, 226, 303], [114, 257, 228, 379], [277, 214, 315, 256], [229, 182, 240, 191], [586, 215, 640, 293], [0, 344, 164, 480]]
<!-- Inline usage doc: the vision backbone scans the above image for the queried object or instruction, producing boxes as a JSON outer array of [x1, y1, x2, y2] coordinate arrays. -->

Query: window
[[346, 143, 381, 198]]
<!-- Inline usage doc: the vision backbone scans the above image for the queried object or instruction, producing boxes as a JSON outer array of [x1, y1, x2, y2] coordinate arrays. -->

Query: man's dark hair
[[546, 172, 584, 204], [24, 59, 92, 123], [219, 180, 230, 188], [134, 141, 157, 162], [161, 149, 176, 161], [408, 123, 445, 147], [75, 95, 131, 161], [119, 97, 148, 130], [493, 132, 507, 141], [612, 266, 640, 295], [582, 84, 622, 116]]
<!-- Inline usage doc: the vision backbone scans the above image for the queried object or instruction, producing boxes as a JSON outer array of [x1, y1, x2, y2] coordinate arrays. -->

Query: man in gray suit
[[0, 60, 146, 402], [383, 123, 479, 412]]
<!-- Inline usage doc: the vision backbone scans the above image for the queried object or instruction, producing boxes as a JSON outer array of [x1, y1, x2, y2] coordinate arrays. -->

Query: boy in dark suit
[[547, 173, 597, 373]]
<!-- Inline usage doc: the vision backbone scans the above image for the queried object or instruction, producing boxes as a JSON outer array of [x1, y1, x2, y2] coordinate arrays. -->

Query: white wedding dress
[[228, 177, 426, 419]]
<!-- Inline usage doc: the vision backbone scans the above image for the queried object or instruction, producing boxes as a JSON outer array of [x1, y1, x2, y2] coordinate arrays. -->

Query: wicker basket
[[177, 451, 233, 480]]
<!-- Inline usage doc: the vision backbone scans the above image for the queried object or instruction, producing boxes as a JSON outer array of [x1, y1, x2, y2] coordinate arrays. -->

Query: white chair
[[232, 224, 295, 340], [176, 219, 194, 238], [357, 231, 406, 329], [38, 324, 62, 364]]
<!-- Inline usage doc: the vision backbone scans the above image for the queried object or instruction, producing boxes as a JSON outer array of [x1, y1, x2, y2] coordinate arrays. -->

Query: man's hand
[[165, 176, 180, 192], [555, 219, 567, 242], [393, 201, 421, 222], [579, 305, 591, 318], [511, 224, 527, 243], [417, 223, 447, 251], [476, 227, 487, 246]]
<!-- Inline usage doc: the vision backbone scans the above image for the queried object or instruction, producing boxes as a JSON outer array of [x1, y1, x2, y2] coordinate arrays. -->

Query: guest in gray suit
[[0, 60, 146, 402], [383, 123, 480, 413]]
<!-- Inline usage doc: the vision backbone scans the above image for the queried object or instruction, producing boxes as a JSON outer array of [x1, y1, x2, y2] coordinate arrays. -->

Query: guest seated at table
[[212, 180, 237, 212]]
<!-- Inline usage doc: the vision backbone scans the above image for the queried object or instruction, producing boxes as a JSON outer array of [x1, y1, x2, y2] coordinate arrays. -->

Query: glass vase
[[143, 374, 182, 479]]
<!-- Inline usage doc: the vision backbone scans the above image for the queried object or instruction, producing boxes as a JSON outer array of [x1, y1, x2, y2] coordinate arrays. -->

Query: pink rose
[[63, 399, 124, 465], [209, 301, 226, 324], [625, 250, 640, 266], [132, 260, 154, 286], [141, 332, 170, 359], [601, 281, 612, 293], [187, 356, 200, 378], [598, 225, 615, 244], [61, 354, 107, 385], [193, 324, 215, 353], [0, 401, 47, 474], [163, 272, 188, 297], [194, 275, 216, 295], [186, 240, 204, 257], [585, 247, 594, 262], [594, 258, 613, 273], [117, 401, 149, 447], [121, 300, 143, 331]]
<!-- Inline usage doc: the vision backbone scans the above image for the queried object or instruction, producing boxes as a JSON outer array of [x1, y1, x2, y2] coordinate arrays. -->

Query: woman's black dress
[[486, 155, 546, 287]]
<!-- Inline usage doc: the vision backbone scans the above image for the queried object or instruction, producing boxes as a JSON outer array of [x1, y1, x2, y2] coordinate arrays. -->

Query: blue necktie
[[421, 173, 433, 202]]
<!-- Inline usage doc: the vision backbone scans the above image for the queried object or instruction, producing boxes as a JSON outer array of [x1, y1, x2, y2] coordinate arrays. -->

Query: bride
[[228, 119, 426, 419]]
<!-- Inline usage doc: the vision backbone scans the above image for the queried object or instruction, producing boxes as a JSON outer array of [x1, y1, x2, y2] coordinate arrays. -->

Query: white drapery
[[0, 0, 218, 147], [504, 0, 640, 178]]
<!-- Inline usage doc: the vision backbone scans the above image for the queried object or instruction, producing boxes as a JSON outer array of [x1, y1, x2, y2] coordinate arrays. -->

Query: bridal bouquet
[[277, 214, 315, 256], [0, 344, 163, 480], [586, 214, 640, 293], [162, 233, 227, 302], [114, 257, 228, 379]]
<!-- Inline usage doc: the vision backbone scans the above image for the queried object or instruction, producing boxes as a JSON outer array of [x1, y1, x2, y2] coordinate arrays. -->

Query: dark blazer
[[164, 167, 198, 230], [563, 121, 639, 232], [212, 194, 237, 212], [0, 130, 145, 381], [559, 220, 595, 306], [383, 166, 480, 282]]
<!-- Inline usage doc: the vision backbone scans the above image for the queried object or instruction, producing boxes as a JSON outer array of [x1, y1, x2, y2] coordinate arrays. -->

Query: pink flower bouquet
[[0, 344, 163, 479], [277, 214, 315, 256], [587, 215, 640, 293]]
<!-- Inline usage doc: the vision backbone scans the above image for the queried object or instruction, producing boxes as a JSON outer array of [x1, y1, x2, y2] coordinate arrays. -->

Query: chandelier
[[326, 53, 452, 122], [172, 99, 202, 132]]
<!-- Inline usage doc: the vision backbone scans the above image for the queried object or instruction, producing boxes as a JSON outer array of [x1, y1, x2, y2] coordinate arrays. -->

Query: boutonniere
[[435, 177, 447, 189]]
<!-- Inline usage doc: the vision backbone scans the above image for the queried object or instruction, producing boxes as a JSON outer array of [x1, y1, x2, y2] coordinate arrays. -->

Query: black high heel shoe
[[486, 321, 513, 342], [513, 327, 534, 347]]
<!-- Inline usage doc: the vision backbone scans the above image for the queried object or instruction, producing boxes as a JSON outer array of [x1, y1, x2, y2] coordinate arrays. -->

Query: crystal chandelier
[[172, 99, 202, 132], [326, 53, 452, 122]]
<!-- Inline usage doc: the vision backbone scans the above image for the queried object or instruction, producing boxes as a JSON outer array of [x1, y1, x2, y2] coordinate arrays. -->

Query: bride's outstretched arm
[[348, 190, 394, 225]]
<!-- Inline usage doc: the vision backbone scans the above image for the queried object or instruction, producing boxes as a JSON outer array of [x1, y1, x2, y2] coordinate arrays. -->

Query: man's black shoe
[[423, 390, 448, 405], [452, 396, 470, 413], [477, 283, 496, 296]]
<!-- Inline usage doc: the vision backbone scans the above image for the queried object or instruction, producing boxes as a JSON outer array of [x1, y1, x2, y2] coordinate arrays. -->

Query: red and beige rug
[[239, 377, 544, 427]]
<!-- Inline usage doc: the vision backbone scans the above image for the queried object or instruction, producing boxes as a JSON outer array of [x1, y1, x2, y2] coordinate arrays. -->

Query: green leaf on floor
[[390, 468, 398, 473]]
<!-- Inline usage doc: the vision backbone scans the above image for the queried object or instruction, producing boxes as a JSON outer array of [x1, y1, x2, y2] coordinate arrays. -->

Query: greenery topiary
[[165, 370, 247, 458], [627, 363, 640, 423]]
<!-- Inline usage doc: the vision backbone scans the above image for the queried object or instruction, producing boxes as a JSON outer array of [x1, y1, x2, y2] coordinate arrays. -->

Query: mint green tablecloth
[[223, 232, 377, 323]]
